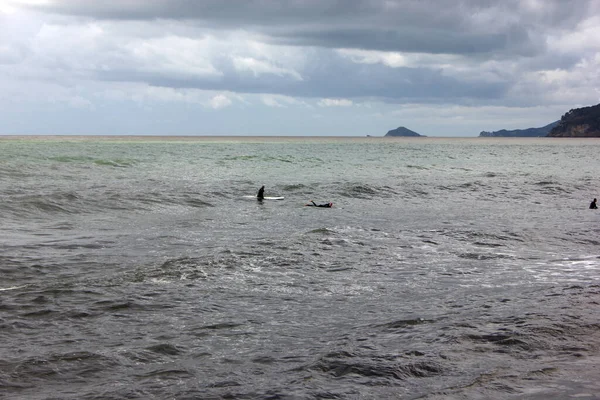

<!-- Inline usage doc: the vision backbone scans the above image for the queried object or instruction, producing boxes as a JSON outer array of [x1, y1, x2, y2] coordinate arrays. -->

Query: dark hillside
[[548, 104, 600, 137]]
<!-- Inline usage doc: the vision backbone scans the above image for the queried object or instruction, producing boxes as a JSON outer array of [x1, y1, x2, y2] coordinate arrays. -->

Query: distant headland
[[547, 103, 600, 137], [385, 126, 425, 137], [479, 121, 558, 137], [384, 103, 600, 138], [479, 103, 600, 138]]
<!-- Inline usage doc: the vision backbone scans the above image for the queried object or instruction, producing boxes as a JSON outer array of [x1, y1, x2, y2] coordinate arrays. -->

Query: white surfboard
[[243, 195, 285, 200]]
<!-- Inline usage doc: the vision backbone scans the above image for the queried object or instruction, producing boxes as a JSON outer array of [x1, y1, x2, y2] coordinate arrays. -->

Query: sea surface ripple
[[1, 136, 599, 399]]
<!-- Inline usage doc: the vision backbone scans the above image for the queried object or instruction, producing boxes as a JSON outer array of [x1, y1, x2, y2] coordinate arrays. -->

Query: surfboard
[[243, 195, 285, 200]]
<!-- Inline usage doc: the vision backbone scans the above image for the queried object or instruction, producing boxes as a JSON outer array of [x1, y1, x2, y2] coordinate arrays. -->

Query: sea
[[1, 136, 599, 400]]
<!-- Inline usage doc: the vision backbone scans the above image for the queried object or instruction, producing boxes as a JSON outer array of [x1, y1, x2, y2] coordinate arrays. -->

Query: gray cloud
[[268, 27, 512, 55], [2, 0, 599, 137], [22, 0, 595, 56], [92, 49, 506, 103]]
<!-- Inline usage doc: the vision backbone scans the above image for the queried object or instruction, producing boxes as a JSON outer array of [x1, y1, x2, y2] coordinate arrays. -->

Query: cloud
[[19, 0, 596, 56], [261, 94, 305, 108], [318, 98, 353, 107], [22, 22, 223, 81], [1, 0, 600, 136], [68, 95, 93, 109], [208, 94, 232, 109], [103, 84, 207, 104], [5, 1, 599, 105], [0, 44, 27, 64], [232, 56, 302, 80]]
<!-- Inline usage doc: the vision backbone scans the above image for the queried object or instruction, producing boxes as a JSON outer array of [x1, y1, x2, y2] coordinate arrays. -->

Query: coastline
[[1, 135, 600, 146]]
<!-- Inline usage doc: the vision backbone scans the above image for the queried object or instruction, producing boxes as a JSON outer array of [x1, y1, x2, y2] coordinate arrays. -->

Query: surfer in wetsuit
[[257, 185, 265, 200], [590, 198, 598, 209], [306, 201, 332, 208]]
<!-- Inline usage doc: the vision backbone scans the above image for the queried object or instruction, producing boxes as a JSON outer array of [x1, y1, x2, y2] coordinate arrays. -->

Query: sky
[[1, 0, 599, 137]]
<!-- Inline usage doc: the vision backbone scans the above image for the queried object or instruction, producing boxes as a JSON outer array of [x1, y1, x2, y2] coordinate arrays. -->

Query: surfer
[[257, 185, 265, 200], [306, 201, 332, 208], [590, 198, 598, 209]]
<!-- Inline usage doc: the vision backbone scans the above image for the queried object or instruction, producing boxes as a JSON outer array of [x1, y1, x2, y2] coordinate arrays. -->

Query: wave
[[532, 183, 571, 194], [436, 228, 528, 246], [307, 350, 444, 380], [0, 165, 43, 179], [223, 155, 261, 161], [307, 227, 336, 235], [49, 155, 138, 168], [3, 192, 85, 217], [93, 159, 136, 168], [336, 183, 399, 199], [145, 344, 185, 356], [223, 155, 295, 163], [436, 180, 492, 193], [281, 183, 309, 191], [457, 252, 514, 260], [483, 172, 500, 178], [236, 181, 402, 201], [2, 350, 118, 387], [1, 189, 219, 219], [375, 318, 434, 330], [0, 285, 27, 291]]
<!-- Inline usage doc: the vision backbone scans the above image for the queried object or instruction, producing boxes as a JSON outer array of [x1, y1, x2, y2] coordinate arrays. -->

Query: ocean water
[[1, 136, 599, 399]]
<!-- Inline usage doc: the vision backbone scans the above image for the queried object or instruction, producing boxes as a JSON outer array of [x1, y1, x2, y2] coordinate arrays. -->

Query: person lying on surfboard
[[306, 200, 332, 208]]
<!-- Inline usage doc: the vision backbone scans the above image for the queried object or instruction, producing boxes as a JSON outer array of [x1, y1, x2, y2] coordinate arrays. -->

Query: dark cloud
[[95, 49, 506, 103], [24, 0, 595, 56], [269, 27, 510, 54], [5, 0, 598, 115]]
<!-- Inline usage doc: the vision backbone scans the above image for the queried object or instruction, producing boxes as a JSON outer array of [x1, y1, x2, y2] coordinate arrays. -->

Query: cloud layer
[[1, 0, 599, 135]]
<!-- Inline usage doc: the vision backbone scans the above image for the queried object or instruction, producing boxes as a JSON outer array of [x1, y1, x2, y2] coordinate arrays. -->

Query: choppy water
[[1, 136, 600, 399]]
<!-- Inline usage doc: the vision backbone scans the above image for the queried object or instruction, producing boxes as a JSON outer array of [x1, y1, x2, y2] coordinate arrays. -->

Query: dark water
[[1, 136, 599, 399]]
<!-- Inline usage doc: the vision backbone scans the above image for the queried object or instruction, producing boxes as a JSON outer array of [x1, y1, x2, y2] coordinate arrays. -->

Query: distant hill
[[479, 121, 558, 137], [548, 103, 600, 137], [385, 126, 424, 137]]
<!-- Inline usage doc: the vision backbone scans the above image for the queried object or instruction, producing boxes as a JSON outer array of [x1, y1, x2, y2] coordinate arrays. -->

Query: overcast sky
[[1, 0, 599, 136]]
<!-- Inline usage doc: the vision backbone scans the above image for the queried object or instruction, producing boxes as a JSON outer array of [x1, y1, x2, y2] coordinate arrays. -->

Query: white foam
[[0, 285, 26, 291]]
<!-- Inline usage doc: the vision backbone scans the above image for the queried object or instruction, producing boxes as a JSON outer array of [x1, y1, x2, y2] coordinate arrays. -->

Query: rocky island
[[547, 103, 600, 137], [479, 121, 558, 137], [385, 126, 425, 137]]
